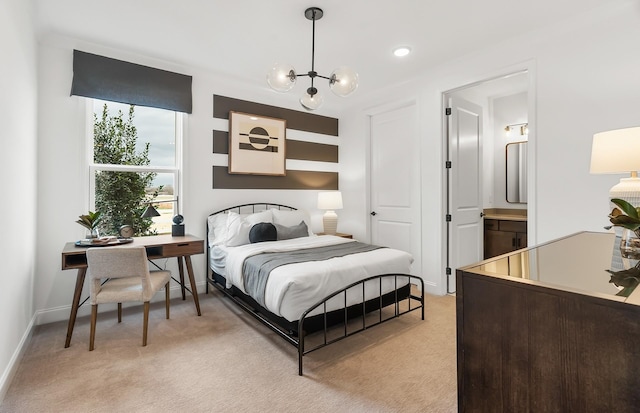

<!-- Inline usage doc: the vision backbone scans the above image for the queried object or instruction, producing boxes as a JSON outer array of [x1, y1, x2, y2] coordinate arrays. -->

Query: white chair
[[86, 246, 171, 350]]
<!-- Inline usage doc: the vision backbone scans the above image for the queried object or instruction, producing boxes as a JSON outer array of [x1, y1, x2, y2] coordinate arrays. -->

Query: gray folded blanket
[[243, 241, 384, 307]]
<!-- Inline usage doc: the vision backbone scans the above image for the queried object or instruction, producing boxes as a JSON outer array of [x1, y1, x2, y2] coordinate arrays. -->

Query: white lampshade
[[590, 126, 640, 205], [318, 191, 343, 210], [318, 191, 343, 235], [266, 63, 297, 92], [329, 67, 359, 97], [590, 127, 640, 174]]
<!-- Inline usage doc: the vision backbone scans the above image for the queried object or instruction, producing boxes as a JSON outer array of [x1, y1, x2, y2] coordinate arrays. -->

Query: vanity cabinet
[[484, 218, 527, 259]]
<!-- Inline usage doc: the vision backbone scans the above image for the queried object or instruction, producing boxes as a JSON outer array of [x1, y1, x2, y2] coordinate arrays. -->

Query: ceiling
[[35, 0, 612, 111]]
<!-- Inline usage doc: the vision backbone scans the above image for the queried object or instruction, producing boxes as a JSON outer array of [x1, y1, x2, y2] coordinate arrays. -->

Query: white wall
[[0, 0, 38, 400], [341, 0, 640, 294]]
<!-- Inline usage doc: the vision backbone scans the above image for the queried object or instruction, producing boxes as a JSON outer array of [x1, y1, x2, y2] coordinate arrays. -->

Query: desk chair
[[86, 246, 171, 350]]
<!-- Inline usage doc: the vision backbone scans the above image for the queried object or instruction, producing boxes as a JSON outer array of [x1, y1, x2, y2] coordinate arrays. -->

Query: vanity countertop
[[483, 208, 527, 222]]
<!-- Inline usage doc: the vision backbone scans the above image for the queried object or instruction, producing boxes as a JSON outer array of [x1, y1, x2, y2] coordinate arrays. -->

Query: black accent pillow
[[275, 221, 309, 240], [249, 222, 277, 243]]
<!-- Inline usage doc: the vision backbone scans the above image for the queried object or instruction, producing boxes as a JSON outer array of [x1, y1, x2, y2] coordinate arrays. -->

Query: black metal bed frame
[[205, 203, 425, 375]]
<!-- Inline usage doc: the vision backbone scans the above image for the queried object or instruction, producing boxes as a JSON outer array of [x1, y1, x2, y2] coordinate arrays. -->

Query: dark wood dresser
[[456, 231, 640, 412]]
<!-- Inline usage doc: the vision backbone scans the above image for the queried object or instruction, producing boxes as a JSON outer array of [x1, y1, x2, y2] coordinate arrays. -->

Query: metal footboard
[[207, 272, 424, 376], [296, 273, 424, 375]]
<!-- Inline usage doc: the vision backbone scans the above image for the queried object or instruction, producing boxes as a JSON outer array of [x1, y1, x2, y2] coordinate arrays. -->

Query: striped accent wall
[[212, 95, 339, 190]]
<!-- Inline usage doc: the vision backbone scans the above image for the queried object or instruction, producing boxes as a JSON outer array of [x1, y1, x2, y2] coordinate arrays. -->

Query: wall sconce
[[505, 123, 528, 137], [141, 197, 184, 236], [317, 191, 343, 235], [590, 127, 640, 205]]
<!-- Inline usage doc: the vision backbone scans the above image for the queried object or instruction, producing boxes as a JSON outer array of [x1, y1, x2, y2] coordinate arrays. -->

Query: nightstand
[[317, 232, 353, 239]]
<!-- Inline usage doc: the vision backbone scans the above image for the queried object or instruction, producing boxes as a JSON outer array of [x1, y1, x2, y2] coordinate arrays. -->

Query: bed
[[205, 203, 424, 375]]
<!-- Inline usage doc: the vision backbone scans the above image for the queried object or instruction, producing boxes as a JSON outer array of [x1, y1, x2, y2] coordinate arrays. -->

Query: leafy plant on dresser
[[608, 198, 640, 237]]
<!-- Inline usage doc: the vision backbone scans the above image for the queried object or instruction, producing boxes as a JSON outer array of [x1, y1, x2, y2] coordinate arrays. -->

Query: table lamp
[[590, 127, 640, 206], [141, 197, 184, 236], [318, 191, 343, 235]]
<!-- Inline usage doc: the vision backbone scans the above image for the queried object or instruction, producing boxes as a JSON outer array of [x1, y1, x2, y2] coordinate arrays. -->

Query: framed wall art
[[228, 111, 286, 176]]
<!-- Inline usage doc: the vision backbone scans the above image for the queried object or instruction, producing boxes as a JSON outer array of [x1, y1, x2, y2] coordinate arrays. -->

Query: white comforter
[[222, 235, 414, 322]]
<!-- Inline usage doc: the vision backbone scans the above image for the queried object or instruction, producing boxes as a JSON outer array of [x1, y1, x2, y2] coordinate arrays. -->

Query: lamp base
[[610, 177, 640, 205], [172, 224, 185, 237], [322, 211, 338, 235]]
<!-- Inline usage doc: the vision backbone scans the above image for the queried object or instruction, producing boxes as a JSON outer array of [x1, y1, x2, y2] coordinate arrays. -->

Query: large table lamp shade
[[590, 127, 640, 206], [318, 191, 343, 235]]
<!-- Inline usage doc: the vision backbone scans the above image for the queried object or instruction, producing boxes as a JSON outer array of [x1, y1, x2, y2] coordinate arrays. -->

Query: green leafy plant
[[607, 198, 640, 237], [93, 104, 158, 236], [606, 264, 640, 297], [76, 211, 102, 231]]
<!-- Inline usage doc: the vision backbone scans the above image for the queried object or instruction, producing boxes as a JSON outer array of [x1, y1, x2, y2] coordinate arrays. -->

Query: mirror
[[506, 141, 528, 203]]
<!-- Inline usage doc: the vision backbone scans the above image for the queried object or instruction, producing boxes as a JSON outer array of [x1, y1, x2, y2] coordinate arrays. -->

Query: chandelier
[[266, 7, 359, 111]]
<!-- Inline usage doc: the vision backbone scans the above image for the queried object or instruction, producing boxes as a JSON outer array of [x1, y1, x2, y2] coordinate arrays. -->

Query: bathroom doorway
[[444, 71, 531, 293]]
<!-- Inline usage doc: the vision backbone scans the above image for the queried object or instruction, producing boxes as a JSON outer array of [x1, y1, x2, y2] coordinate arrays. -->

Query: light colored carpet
[[0, 290, 457, 413]]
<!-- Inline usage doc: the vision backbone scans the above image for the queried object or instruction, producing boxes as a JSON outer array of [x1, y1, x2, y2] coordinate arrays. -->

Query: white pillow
[[225, 210, 274, 246], [271, 209, 314, 236], [207, 213, 229, 247]]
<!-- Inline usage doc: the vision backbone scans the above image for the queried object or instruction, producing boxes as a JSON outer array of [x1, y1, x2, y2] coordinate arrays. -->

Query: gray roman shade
[[71, 50, 192, 113]]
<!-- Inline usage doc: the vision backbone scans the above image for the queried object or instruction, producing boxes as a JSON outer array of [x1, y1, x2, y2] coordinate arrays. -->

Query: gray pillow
[[275, 221, 309, 240]]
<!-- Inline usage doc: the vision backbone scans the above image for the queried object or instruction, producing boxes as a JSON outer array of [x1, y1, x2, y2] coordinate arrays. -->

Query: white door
[[370, 103, 421, 277], [446, 96, 483, 292]]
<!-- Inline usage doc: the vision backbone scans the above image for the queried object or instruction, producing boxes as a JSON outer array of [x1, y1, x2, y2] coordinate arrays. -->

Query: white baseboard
[[0, 314, 36, 404], [35, 281, 208, 325]]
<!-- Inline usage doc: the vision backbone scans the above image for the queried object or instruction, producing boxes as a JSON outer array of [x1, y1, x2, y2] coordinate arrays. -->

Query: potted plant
[[607, 198, 640, 258], [606, 263, 640, 297], [76, 211, 102, 239]]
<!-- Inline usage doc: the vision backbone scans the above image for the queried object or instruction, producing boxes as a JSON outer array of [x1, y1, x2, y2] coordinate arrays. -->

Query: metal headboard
[[207, 203, 296, 218], [205, 203, 297, 290]]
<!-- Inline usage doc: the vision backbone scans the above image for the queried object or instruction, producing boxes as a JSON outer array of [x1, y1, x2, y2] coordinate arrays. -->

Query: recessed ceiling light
[[393, 46, 411, 57]]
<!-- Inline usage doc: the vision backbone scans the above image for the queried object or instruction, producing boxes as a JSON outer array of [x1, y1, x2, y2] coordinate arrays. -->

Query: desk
[[61, 234, 204, 348]]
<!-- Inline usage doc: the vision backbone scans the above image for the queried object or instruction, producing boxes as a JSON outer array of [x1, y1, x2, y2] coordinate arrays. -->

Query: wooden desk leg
[[65, 267, 87, 348], [184, 255, 201, 316], [177, 256, 186, 300]]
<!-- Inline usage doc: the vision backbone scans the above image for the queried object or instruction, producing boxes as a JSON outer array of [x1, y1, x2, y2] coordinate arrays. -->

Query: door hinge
[[445, 108, 452, 116], [446, 214, 452, 222], [445, 160, 452, 169], [446, 267, 452, 275]]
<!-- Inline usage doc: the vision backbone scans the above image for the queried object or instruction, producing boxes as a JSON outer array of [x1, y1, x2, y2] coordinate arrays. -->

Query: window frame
[[86, 99, 184, 234]]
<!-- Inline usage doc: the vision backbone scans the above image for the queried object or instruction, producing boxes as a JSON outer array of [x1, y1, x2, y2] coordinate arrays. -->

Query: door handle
[[480, 212, 485, 217], [370, 211, 377, 216]]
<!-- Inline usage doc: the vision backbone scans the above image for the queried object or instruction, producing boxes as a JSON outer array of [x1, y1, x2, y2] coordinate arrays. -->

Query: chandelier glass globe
[[266, 63, 297, 92], [300, 90, 324, 110], [329, 66, 359, 97]]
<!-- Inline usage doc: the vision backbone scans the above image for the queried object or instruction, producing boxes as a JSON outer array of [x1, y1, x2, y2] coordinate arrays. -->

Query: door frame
[[442, 68, 537, 293]]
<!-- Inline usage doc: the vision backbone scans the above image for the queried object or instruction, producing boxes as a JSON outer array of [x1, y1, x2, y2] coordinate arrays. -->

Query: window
[[89, 99, 182, 236]]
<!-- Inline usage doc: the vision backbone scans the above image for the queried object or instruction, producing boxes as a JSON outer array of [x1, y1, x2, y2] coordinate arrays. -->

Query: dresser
[[456, 231, 640, 412]]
